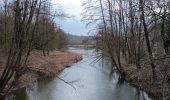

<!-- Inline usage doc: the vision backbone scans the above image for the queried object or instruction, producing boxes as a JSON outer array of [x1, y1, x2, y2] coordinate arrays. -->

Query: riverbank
[[12, 48, 150, 100], [0, 50, 82, 96], [27, 50, 82, 77], [119, 56, 170, 100], [69, 45, 95, 49]]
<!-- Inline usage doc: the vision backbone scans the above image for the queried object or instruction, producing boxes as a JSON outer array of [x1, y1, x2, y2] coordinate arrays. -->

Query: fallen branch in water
[[56, 76, 78, 90]]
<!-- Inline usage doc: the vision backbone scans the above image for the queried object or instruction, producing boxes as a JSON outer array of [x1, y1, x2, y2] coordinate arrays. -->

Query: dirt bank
[[120, 56, 170, 100], [0, 50, 82, 95]]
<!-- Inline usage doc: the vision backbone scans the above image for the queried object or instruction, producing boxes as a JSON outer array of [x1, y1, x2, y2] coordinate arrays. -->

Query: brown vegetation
[[70, 45, 95, 49], [0, 0, 68, 98], [123, 56, 170, 99], [0, 50, 82, 95], [82, 0, 170, 99], [27, 50, 82, 77]]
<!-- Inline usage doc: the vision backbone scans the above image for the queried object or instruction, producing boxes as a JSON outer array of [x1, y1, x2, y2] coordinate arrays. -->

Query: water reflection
[[10, 47, 151, 100]]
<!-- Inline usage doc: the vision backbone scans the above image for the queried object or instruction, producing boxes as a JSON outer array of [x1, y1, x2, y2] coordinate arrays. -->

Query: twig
[[56, 76, 77, 90]]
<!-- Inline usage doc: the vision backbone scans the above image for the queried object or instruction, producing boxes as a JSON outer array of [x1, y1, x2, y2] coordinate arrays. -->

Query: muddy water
[[9, 48, 151, 100]]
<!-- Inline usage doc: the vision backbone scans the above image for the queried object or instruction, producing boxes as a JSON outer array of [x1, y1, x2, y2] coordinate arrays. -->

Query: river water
[[8, 48, 151, 100]]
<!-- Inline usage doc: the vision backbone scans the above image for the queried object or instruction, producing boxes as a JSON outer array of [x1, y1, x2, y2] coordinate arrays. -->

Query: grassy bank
[[0, 50, 82, 95]]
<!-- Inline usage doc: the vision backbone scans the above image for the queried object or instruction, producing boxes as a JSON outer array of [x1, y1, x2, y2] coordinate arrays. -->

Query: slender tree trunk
[[99, 0, 120, 72], [139, 0, 156, 79]]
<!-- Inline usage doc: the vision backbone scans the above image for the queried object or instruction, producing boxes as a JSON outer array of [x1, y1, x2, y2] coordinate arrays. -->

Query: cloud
[[52, 0, 83, 18], [54, 0, 82, 6], [52, 0, 89, 36]]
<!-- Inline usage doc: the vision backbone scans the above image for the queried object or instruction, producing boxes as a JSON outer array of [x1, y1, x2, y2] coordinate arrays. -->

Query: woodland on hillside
[[82, 0, 170, 99], [0, 0, 68, 98]]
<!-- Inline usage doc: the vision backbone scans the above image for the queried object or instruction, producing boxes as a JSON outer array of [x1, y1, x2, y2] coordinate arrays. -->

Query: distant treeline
[[67, 34, 96, 45]]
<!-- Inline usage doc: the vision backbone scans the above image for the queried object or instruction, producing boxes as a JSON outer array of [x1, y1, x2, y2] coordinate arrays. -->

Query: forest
[[0, 0, 68, 99], [82, 0, 170, 99]]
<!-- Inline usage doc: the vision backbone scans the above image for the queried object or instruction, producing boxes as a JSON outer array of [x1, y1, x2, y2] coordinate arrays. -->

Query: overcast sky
[[52, 0, 89, 36]]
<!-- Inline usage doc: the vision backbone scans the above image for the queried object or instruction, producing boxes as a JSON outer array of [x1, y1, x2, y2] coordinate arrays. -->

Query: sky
[[52, 0, 89, 36]]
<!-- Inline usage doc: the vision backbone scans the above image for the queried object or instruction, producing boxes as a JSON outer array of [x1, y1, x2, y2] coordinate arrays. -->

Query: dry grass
[[27, 50, 82, 77], [0, 50, 82, 93]]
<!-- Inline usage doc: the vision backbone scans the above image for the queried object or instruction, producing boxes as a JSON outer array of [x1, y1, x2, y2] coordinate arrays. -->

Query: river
[[7, 48, 151, 100]]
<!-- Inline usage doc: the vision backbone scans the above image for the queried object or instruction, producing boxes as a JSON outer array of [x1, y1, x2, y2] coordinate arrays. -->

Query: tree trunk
[[139, 0, 156, 79]]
